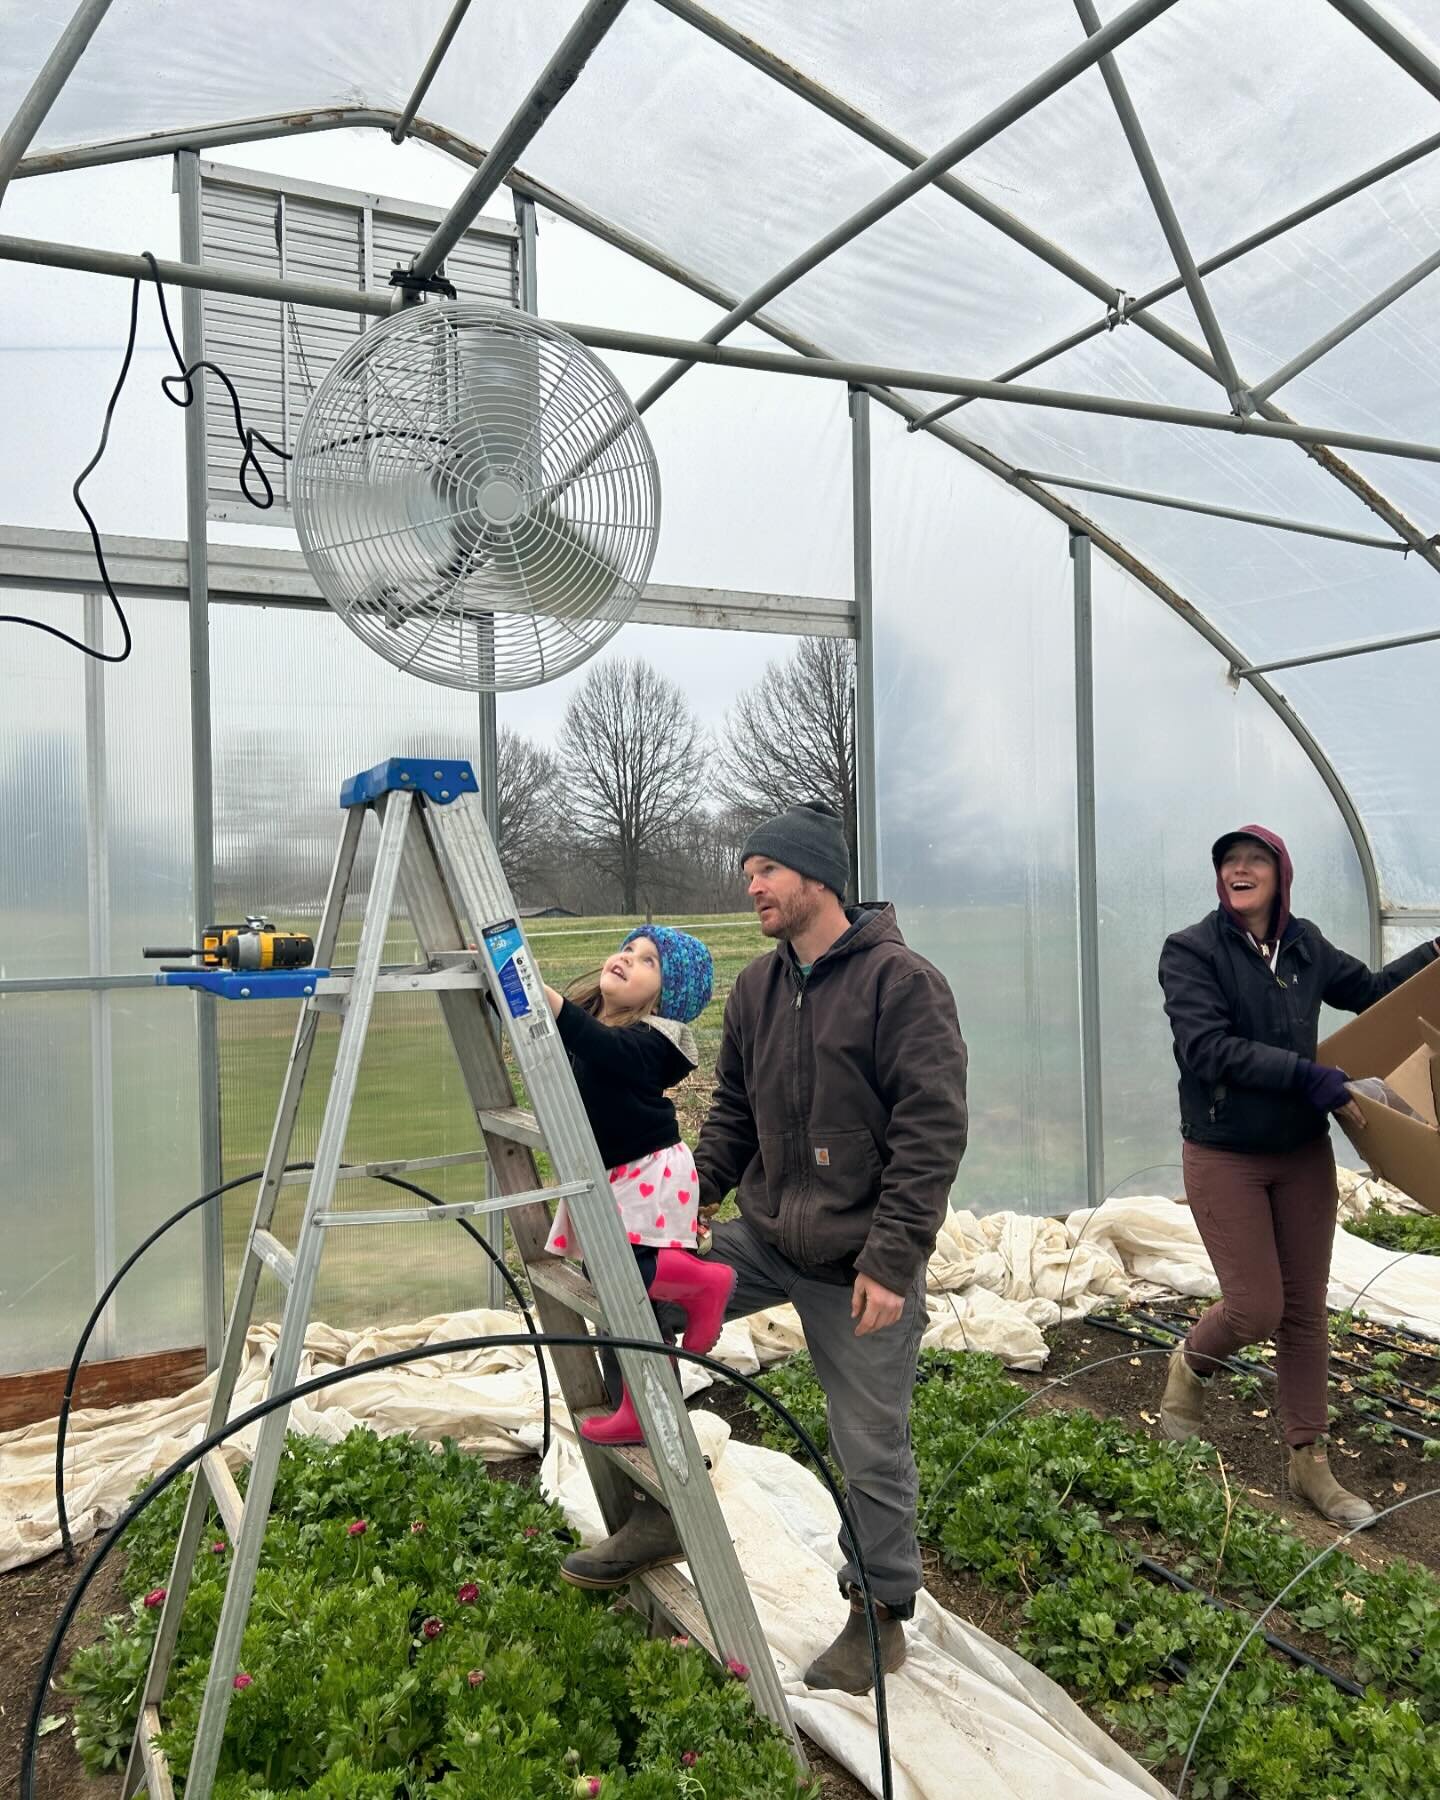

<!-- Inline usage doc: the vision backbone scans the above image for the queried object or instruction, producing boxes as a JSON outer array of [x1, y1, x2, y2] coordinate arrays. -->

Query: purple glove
[[1296, 1059, 1351, 1113]]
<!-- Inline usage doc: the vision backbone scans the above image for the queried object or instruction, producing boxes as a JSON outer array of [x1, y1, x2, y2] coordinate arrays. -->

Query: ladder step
[[250, 1229, 295, 1287], [575, 1418, 715, 1501], [315, 1178, 591, 1231], [636, 1563, 714, 1656], [526, 1259, 605, 1323], [137, 1706, 177, 1800], [202, 1449, 246, 1542], [478, 1105, 542, 1149]]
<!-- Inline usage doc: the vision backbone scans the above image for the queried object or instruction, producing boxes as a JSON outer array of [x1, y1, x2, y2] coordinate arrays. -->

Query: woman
[[1158, 825, 1439, 1527]]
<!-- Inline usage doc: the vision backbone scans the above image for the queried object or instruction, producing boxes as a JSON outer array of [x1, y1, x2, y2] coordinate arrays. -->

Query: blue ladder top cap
[[340, 758, 476, 809], [155, 969, 331, 1001]]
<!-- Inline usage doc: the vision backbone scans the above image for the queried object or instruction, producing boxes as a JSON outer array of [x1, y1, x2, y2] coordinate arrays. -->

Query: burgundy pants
[[1181, 1136, 1337, 1447]]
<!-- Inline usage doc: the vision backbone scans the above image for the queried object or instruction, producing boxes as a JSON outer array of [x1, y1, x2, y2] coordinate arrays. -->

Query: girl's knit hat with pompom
[[621, 925, 713, 1023]]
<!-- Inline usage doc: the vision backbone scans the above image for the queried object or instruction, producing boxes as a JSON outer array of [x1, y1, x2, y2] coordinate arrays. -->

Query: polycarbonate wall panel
[[0, 593, 89, 978], [0, 996, 96, 1373], [0, 589, 203, 1371], [104, 990, 204, 1357], [1090, 551, 1371, 1197], [209, 602, 490, 1327], [869, 410, 1084, 1217]]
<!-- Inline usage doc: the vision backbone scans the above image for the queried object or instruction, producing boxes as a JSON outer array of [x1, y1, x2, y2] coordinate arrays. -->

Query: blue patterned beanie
[[622, 925, 713, 1023]]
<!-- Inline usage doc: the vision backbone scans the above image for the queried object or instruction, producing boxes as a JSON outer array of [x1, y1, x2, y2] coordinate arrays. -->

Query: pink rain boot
[[580, 1388, 643, 1445], [579, 1252, 737, 1445], [648, 1248, 736, 1355]]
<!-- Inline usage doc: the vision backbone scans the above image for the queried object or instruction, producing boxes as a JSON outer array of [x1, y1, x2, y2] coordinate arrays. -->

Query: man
[[562, 799, 969, 1693]]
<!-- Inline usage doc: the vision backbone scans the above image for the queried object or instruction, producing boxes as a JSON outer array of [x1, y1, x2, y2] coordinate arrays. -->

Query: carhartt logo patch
[[813, 1147, 831, 1167]]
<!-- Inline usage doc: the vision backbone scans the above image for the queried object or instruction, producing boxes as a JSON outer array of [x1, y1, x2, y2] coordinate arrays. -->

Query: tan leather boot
[[803, 1588, 907, 1694], [1287, 1442, 1378, 1530], [1159, 1345, 1209, 1442]]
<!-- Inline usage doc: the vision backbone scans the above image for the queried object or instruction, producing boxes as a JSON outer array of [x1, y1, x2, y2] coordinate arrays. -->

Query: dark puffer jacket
[[694, 903, 968, 1293], [1159, 911, 1437, 1153]]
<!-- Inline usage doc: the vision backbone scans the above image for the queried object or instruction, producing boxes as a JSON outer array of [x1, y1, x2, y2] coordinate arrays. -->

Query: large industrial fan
[[292, 301, 660, 691]]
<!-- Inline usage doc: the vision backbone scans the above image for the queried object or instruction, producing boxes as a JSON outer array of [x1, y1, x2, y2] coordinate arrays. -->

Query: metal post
[[1325, 0, 1440, 104], [1248, 241, 1440, 407], [0, 0, 115, 203], [1070, 533, 1105, 1215], [392, 0, 475, 144], [849, 389, 878, 901], [83, 591, 117, 1361], [1013, 468, 1407, 550], [633, 0, 1181, 413], [1072, 0, 1246, 410], [907, 124, 1440, 430], [1235, 623, 1440, 678], [177, 151, 225, 1367], [409, 0, 632, 285]]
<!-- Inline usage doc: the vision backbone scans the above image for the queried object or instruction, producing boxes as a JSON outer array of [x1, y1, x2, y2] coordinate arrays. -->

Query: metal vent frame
[[197, 159, 520, 526]]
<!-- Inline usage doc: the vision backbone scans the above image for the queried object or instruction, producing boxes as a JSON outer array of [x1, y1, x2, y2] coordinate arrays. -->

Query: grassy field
[[217, 912, 770, 1327]]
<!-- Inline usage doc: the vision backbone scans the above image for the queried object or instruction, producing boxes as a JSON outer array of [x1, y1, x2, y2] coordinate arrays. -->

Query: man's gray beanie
[[741, 800, 850, 897]]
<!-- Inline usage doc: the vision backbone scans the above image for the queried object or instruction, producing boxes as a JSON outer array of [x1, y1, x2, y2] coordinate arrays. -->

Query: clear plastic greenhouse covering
[[4, 1, 1440, 1244], [6, 0, 1439, 910]]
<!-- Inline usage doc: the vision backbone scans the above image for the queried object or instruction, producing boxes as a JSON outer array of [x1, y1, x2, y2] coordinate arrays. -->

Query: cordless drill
[[143, 917, 314, 973]]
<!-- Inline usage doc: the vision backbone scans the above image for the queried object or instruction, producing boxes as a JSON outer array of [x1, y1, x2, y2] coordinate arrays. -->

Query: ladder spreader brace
[[125, 757, 801, 1800]]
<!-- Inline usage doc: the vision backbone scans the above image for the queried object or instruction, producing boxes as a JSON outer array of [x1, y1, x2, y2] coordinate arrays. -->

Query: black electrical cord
[[24, 1332, 896, 1800], [1, 252, 290, 665], [55, 1163, 548, 1561]]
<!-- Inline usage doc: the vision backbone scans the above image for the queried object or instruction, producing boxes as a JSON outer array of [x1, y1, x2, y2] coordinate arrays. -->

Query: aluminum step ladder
[[124, 757, 800, 1800]]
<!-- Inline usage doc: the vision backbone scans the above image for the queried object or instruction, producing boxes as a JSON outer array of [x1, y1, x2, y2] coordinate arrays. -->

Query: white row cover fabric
[[3, 0, 1440, 906], [545, 1417, 1169, 1800], [6, 1166, 1431, 1575]]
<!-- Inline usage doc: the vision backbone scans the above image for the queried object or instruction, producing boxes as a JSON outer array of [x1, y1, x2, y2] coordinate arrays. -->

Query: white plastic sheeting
[[4, 0, 1440, 910], [545, 1420, 1169, 1800]]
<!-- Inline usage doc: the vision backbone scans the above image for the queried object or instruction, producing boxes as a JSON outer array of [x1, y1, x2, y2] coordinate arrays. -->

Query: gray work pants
[[710, 1215, 926, 1615]]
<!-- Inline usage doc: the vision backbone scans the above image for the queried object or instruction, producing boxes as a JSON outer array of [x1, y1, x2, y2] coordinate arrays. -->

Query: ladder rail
[[429, 796, 801, 1751], [183, 791, 414, 1800], [122, 804, 367, 1800]]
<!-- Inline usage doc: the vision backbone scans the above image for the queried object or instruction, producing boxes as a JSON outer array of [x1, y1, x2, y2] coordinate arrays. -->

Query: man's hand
[[851, 1272, 905, 1337]]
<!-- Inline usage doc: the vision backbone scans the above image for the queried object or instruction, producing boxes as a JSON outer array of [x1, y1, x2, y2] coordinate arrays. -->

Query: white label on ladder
[[483, 921, 552, 1039]]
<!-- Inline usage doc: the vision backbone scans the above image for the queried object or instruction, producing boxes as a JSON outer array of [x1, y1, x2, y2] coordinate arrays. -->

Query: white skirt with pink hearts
[[545, 1141, 700, 1259]]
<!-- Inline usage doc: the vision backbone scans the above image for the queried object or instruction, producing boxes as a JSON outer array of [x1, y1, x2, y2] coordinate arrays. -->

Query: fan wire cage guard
[[292, 301, 661, 691]]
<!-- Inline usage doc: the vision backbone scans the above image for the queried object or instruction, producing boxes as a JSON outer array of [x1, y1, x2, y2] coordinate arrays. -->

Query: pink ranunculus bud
[[347, 1519, 368, 1537], [456, 1582, 479, 1605], [421, 1617, 444, 1641], [467, 1668, 486, 1688], [410, 1520, 426, 1534], [232, 1673, 254, 1691], [143, 1589, 166, 1609], [680, 1750, 698, 1767], [725, 1658, 749, 1681]]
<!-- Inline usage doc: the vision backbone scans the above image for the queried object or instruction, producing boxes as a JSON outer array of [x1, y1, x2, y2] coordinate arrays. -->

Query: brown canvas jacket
[[694, 903, 968, 1293]]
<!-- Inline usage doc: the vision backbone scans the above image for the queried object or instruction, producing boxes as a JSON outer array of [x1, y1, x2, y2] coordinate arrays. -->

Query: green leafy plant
[[64, 1430, 813, 1799], [752, 1349, 1440, 1796]]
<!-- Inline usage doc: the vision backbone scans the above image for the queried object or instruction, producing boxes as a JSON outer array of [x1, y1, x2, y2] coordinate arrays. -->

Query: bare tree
[[559, 656, 709, 913], [494, 726, 561, 897], [714, 636, 857, 893]]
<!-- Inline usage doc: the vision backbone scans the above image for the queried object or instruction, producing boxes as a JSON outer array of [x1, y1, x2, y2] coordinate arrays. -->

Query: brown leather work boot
[[803, 1587, 907, 1694], [1287, 1442, 1378, 1530], [1159, 1345, 1210, 1442]]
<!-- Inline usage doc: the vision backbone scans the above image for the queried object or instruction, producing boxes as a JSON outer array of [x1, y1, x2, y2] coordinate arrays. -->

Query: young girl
[[541, 924, 735, 1445]]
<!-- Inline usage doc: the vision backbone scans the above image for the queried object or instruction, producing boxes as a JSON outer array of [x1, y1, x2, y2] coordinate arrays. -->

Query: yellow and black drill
[[143, 917, 314, 973]]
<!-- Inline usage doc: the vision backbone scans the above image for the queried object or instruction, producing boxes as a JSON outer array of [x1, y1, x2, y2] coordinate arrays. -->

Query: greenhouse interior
[[4, 3, 1440, 1798]]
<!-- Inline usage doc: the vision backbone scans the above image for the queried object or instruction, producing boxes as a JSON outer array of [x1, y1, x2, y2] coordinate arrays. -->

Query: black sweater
[[1159, 911, 1437, 1153], [556, 999, 694, 1170]]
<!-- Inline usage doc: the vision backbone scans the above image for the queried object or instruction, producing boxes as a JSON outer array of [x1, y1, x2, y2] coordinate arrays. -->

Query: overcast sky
[[0, 126, 855, 745]]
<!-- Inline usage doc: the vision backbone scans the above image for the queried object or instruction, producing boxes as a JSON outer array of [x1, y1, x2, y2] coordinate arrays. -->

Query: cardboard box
[[1320, 955, 1440, 1215]]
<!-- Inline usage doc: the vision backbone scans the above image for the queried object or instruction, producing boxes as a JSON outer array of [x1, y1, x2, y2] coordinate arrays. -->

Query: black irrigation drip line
[[1342, 1318, 1440, 1370], [1132, 1556, 1368, 1697], [54, 1164, 551, 1562], [1112, 1308, 1440, 1451], [24, 1331, 896, 1800]]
